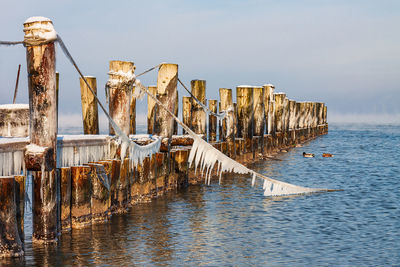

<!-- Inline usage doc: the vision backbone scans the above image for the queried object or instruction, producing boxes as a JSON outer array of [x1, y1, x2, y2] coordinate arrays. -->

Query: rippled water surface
[[3, 123, 400, 266]]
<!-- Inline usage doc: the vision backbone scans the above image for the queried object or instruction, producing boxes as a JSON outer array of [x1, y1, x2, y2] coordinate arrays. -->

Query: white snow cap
[[263, 83, 275, 88], [23, 16, 57, 44], [24, 16, 52, 24], [0, 104, 29, 110]]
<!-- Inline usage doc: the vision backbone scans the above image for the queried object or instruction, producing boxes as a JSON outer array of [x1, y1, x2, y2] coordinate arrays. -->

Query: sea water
[[3, 123, 399, 266]]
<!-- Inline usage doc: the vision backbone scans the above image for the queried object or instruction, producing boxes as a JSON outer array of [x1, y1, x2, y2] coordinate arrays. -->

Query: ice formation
[[137, 81, 330, 197], [23, 16, 57, 45], [0, 151, 25, 176]]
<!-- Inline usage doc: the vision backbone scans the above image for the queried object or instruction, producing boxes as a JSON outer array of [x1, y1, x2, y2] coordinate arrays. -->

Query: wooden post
[[56, 72, 59, 129], [129, 90, 136, 135], [253, 86, 265, 136], [0, 176, 24, 257], [208, 100, 217, 142], [323, 105, 327, 124], [219, 88, 232, 140], [60, 167, 71, 231], [289, 100, 296, 144], [80, 76, 99, 134], [87, 163, 110, 221], [24, 17, 58, 242], [274, 93, 285, 133], [71, 166, 92, 228], [14, 175, 25, 243], [190, 80, 206, 135], [295, 102, 301, 130], [154, 63, 178, 138], [174, 90, 179, 135], [284, 97, 290, 134], [147, 86, 157, 134], [182, 96, 191, 135], [237, 86, 254, 153], [107, 60, 135, 135], [263, 84, 274, 135]]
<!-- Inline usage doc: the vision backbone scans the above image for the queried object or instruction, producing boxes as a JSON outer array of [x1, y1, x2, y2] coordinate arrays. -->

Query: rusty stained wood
[[80, 76, 99, 134], [273, 93, 286, 133], [182, 96, 191, 135], [208, 99, 218, 142], [71, 166, 92, 228], [147, 86, 157, 134], [60, 167, 71, 231], [108, 60, 135, 135], [253, 86, 265, 136], [190, 80, 206, 135], [154, 63, 178, 138], [0, 176, 24, 257]]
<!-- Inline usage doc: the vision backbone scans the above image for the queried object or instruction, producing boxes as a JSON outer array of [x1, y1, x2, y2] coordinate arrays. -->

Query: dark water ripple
[[2, 123, 400, 266]]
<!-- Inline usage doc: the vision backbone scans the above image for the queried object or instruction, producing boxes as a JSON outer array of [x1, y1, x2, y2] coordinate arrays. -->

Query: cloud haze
[[1, 0, 399, 124]]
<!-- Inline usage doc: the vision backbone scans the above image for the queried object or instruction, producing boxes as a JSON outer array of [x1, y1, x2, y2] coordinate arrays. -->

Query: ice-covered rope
[[0, 40, 25, 46], [57, 34, 161, 166], [136, 83, 339, 196], [177, 78, 227, 119]]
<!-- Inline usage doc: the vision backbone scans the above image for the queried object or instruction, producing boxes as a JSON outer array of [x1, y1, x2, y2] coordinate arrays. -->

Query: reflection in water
[[2, 124, 400, 266]]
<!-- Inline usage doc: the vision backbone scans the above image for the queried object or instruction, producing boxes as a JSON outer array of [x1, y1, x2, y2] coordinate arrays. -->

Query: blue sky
[[1, 0, 399, 125]]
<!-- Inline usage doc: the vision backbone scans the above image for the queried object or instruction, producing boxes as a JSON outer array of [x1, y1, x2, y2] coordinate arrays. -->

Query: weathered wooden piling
[[71, 166, 92, 228], [107, 60, 135, 135], [87, 163, 110, 221], [253, 86, 265, 153], [0, 176, 24, 257], [23, 17, 58, 242], [236, 86, 254, 152], [182, 96, 191, 135], [220, 88, 236, 157], [14, 175, 25, 243], [116, 158, 130, 212], [174, 91, 179, 135], [60, 167, 71, 231], [191, 80, 207, 135], [263, 84, 274, 135], [273, 93, 285, 133], [154, 63, 178, 138], [253, 86, 265, 137], [80, 76, 99, 134], [147, 86, 157, 134], [208, 100, 218, 142], [130, 91, 136, 135]]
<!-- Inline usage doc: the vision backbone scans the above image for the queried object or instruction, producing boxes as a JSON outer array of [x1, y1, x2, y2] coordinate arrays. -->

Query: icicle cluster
[[56, 144, 110, 168], [128, 135, 161, 167], [133, 79, 147, 100], [0, 150, 25, 176]]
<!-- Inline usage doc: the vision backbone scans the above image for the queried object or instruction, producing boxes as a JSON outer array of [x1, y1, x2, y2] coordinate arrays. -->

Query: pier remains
[[0, 17, 328, 257]]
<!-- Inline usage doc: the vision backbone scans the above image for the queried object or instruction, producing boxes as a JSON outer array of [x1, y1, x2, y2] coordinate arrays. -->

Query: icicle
[[251, 173, 256, 187]]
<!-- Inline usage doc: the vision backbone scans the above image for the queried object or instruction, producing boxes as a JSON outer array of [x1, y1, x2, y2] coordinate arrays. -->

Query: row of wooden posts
[[0, 18, 328, 258]]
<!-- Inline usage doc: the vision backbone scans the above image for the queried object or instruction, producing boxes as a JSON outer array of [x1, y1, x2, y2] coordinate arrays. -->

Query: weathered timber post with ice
[[263, 84, 274, 135], [174, 91, 179, 135], [253, 86, 265, 153], [80, 76, 99, 134], [147, 86, 157, 134], [288, 100, 296, 145], [283, 97, 290, 146], [60, 167, 71, 231], [23, 17, 58, 242], [237, 86, 254, 154], [273, 93, 285, 147], [0, 104, 29, 137], [208, 100, 217, 142], [14, 175, 25, 244], [220, 88, 236, 157], [182, 96, 191, 135], [107, 60, 135, 136], [0, 177, 24, 257], [190, 80, 207, 135], [154, 63, 178, 138], [71, 166, 92, 228], [130, 89, 136, 135]]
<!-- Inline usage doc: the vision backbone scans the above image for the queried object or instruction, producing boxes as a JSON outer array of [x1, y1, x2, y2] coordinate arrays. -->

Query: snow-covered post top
[[23, 16, 57, 47], [154, 63, 178, 138], [106, 60, 135, 136], [23, 16, 57, 170]]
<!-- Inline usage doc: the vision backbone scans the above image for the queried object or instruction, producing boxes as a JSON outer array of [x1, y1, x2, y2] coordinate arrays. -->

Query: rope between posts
[[0, 40, 25, 46]]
